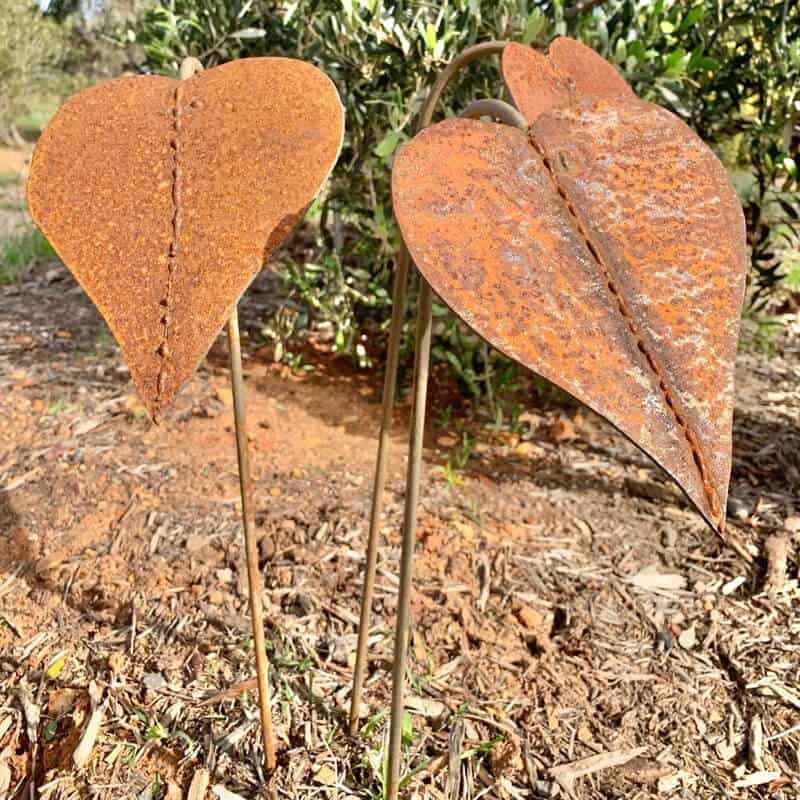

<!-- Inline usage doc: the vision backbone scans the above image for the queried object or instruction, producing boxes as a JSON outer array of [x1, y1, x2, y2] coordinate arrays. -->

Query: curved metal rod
[[177, 55, 276, 773], [417, 41, 509, 129], [462, 98, 528, 129], [348, 41, 511, 739]]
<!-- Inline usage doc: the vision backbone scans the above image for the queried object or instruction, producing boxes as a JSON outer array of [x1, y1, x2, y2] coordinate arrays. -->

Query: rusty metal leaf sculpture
[[28, 58, 344, 420], [392, 38, 746, 532]]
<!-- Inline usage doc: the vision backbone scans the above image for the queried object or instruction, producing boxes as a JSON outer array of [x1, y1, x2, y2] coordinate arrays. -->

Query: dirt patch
[[0, 147, 28, 176], [1, 261, 799, 799]]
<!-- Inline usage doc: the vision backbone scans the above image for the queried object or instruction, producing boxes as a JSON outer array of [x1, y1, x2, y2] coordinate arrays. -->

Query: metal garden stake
[[351, 38, 747, 799], [27, 53, 344, 775], [175, 57, 276, 772], [173, 54, 285, 772], [348, 41, 512, 737]]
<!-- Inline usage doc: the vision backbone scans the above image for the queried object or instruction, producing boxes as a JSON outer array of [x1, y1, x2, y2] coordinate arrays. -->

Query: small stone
[[270, 486, 281, 497], [215, 568, 234, 584], [577, 723, 593, 744], [142, 672, 166, 690], [678, 624, 697, 650], [314, 765, 337, 785], [215, 386, 233, 406], [108, 652, 125, 675], [518, 605, 544, 630], [784, 516, 800, 535], [716, 741, 736, 761], [122, 394, 146, 418], [208, 590, 224, 606], [436, 435, 457, 448], [727, 495, 750, 520], [259, 535, 276, 561]]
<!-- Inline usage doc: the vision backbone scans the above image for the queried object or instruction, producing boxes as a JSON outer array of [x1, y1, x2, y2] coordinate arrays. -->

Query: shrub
[[0, 1, 70, 141], [0, 225, 58, 284]]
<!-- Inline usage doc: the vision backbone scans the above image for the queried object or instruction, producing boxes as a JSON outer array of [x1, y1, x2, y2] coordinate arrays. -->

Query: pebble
[[678, 624, 697, 650], [784, 516, 800, 534], [655, 630, 673, 653], [727, 495, 751, 520], [661, 528, 678, 548], [258, 535, 276, 561], [142, 672, 166, 690]]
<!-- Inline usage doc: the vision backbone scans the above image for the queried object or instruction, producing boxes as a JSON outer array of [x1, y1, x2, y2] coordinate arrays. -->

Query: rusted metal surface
[[392, 94, 746, 531], [502, 38, 631, 123], [28, 58, 344, 420]]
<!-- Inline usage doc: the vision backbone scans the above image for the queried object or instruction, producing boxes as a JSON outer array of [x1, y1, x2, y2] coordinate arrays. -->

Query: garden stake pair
[[27, 36, 746, 799]]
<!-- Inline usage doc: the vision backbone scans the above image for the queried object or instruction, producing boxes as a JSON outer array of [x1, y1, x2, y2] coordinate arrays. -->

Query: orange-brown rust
[[392, 92, 745, 532], [527, 129, 721, 525], [27, 58, 344, 420], [501, 38, 631, 123]]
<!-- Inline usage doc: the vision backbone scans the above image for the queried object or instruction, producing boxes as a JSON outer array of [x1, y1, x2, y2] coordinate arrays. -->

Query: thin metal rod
[[386, 281, 433, 800], [462, 98, 528, 129], [417, 41, 510, 129], [348, 245, 411, 734], [227, 308, 277, 772], [349, 41, 507, 735], [178, 56, 275, 773], [348, 41, 509, 733]]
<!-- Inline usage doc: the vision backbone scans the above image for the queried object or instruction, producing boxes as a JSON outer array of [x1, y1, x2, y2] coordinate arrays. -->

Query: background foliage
[[9, 0, 800, 401], [0, 0, 70, 143]]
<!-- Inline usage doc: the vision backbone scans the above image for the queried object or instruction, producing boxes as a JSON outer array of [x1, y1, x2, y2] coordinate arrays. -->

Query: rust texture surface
[[502, 38, 632, 123], [392, 86, 746, 530], [28, 58, 344, 419]]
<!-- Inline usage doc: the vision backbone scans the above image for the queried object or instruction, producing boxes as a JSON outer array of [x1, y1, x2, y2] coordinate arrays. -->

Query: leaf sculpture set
[[27, 37, 745, 797]]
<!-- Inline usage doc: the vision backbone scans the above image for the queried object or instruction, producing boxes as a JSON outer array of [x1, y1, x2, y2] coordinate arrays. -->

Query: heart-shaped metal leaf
[[502, 38, 632, 122], [28, 58, 344, 419], [392, 54, 746, 531]]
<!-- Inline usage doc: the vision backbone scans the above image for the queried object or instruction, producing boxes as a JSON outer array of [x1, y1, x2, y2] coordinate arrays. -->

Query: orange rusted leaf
[[502, 38, 632, 123], [392, 48, 746, 532], [28, 58, 344, 420]]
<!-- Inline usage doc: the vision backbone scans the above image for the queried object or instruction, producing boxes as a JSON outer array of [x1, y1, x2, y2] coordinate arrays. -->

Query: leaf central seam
[[154, 83, 184, 414], [527, 129, 722, 528]]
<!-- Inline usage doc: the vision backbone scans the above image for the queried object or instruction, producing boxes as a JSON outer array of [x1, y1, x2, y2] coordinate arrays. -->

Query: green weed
[[0, 225, 56, 283]]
